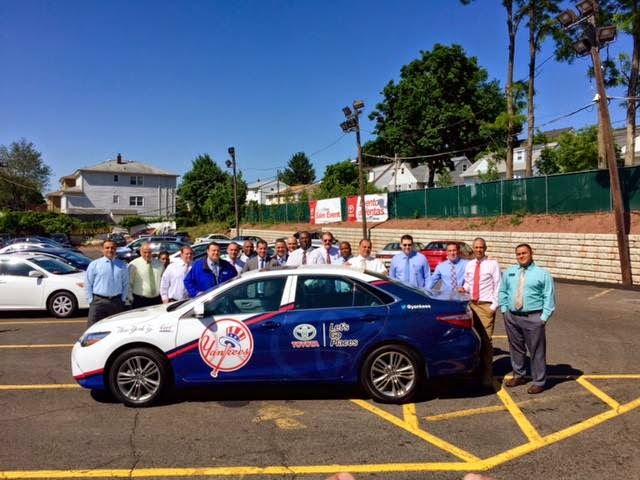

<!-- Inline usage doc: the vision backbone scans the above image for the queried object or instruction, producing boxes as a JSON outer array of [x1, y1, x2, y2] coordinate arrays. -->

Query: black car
[[106, 233, 128, 247], [0, 247, 92, 270]]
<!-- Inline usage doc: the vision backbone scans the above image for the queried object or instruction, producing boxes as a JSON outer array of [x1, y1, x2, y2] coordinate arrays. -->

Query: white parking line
[[587, 289, 613, 301]]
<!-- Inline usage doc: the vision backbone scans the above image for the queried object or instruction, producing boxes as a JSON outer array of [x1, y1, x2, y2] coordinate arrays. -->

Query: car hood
[[90, 303, 169, 329]]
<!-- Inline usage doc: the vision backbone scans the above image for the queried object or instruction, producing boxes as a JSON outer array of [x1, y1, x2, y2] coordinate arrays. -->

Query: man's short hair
[[102, 239, 117, 248], [340, 241, 351, 248], [180, 245, 193, 254], [473, 237, 487, 247], [359, 238, 372, 246], [400, 234, 413, 243], [446, 242, 460, 250], [256, 240, 268, 248], [275, 239, 286, 246], [207, 242, 220, 251], [322, 231, 334, 240], [515, 243, 533, 253]]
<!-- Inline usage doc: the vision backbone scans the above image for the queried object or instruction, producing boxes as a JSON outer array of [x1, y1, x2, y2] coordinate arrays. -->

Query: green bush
[[0, 211, 109, 236]]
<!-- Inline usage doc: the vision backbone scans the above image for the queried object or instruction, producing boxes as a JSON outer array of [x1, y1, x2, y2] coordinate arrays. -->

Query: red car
[[419, 241, 473, 271]]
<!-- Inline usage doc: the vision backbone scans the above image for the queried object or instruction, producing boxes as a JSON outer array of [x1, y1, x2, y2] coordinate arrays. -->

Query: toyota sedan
[[72, 266, 479, 407]]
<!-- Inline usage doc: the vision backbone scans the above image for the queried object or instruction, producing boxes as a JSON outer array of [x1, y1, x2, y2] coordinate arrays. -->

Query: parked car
[[116, 236, 180, 261], [169, 240, 232, 263], [48, 233, 74, 248], [0, 253, 88, 317], [6, 236, 81, 252], [106, 233, 128, 247], [121, 240, 189, 262], [0, 247, 92, 270], [375, 241, 425, 269], [72, 266, 479, 407], [0, 241, 63, 254], [231, 235, 263, 243], [194, 233, 230, 244], [419, 241, 473, 271]]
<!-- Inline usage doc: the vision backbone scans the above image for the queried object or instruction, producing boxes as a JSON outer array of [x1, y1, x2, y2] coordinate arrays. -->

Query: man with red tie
[[309, 231, 339, 264], [460, 237, 501, 387]]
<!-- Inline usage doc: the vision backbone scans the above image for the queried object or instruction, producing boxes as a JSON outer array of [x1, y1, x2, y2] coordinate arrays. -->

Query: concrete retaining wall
[[240, 227, 640, 286]]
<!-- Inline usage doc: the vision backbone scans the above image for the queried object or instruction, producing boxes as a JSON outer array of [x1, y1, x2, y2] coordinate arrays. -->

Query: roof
[[46, 187, 83, 197], [248, 179, 288, 190], [280, 183, 319, 195], [62, 159, 178, 181]]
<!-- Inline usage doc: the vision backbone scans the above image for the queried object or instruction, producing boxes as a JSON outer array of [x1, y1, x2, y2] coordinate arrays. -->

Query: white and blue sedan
[[72, 266, 480, 407]]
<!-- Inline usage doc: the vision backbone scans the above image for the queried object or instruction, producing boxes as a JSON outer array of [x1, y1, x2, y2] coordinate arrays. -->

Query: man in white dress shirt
[[309, 231, 340, 264], [350, 239, 387, 274], [286, 231, 315, 266], [160, 246, 193, 303], [224, 242, 245, 275]]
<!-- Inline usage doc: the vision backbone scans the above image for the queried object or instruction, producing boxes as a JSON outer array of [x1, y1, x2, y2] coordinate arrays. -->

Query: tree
[[177, 154, 247, 225], [315, 160, 378, 199], [0, 139, 51, 210], [436, 168, 455, 188], [534, 126, 601, 174], [365, 44, 509, 188], [278, 152, 316, 186], [477, 160, 501, 182]]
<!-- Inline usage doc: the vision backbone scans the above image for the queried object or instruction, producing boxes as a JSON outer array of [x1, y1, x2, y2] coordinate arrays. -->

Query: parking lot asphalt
[[0, 281, 639, 480]]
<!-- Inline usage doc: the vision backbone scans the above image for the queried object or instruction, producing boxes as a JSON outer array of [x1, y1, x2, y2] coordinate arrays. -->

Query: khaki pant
[[470, 301, 496, 381]]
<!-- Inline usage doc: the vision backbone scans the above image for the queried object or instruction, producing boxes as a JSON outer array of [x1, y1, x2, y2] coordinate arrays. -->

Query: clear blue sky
[[0, 0, 633, 190]]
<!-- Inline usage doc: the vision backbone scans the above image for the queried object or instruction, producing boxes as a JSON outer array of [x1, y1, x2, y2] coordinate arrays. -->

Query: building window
[[463, 165, 468, 171], [114, 175, 119, 182], [129, 196, 144, 207], [130, 175, 143, 185], [113, 195, 119, 204]]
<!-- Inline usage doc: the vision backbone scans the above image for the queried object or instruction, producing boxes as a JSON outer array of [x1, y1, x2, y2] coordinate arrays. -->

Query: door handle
[[262, 321, 281, 329], [362, 314, 378, 322]]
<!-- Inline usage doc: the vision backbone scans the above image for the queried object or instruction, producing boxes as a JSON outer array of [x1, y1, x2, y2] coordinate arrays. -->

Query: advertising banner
[[346, 193, 389, 222], [309, 197, 342, 224]]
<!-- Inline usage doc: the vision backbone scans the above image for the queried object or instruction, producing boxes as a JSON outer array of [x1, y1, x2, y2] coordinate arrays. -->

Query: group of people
[[85, 231, 556, 394]]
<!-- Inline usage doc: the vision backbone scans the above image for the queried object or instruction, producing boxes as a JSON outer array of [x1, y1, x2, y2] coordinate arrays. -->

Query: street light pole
[[226, 147, 240, 238]]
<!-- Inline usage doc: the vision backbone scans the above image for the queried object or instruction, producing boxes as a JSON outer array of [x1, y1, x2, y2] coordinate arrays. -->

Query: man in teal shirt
[[499, 243, 555, 394]]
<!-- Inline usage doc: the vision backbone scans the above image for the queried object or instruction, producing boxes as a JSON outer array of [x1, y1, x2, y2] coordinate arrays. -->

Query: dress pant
[[132, 294, 162, 309], [87, 295, 125, 327], [504, 310, 547, 387], [469, 301, 496, 381]]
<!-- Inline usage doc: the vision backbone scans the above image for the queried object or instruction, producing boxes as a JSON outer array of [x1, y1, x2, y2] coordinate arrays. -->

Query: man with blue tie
[[499, 243, 555, 395], [184, 242, 236, 297], [85, 240, 129, 326], [427, 242, 468, 293], [268, 239, 289, 269], [389, 234, 430, 288], [243, 240, 271, 272]]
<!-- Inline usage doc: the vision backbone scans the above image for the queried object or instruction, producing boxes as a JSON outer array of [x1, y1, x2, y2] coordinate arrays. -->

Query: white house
[[246, 179, 289, 205], [47, 154, 178, 221], [366, 156, 472, 191]]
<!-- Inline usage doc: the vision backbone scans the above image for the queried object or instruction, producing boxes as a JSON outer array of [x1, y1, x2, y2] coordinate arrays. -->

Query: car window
[[426, 242, 447, 250], [383, 243, 400, 250], [204, 277, 287, 315], [0, 259, 33, 276], [460, 243, 473, 256], [29, 257, 79, 274], [294, 275, 386, 310]]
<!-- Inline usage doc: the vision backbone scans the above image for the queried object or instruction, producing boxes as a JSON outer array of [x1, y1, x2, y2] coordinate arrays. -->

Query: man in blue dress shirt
[[427, 242, 468, 294], [389, 234, 430, 289], [499, 243, 556, 395], [85, 240, 129, 326]]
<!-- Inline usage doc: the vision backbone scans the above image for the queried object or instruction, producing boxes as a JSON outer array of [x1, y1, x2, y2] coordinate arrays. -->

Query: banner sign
[[309, 198, 342, 224], [346, 193, 389, 222]]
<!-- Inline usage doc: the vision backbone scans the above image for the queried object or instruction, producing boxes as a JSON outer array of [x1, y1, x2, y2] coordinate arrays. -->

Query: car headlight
[[80, 331, 111, 347]]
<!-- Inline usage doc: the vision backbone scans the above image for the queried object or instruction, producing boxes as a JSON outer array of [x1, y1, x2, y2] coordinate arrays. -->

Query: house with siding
[[47, 154, 178, 222], [246, 179, 289, 205], [366, 156, 472, 191]]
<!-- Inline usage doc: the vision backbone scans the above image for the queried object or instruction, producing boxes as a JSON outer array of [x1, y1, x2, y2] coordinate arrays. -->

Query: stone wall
[[240, 227, 640, 286]]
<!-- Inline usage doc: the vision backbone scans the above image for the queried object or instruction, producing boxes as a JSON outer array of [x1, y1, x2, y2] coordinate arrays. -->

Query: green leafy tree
[[278, 152, 316, 186], [0, 139, 51, 210], [315, 160, 379, 199], [365, 44, 509, 188], [477, 160, 501, 183], [436, 168, 455, 188], [178, 154, 247, 225], [535, 126, 601, 174]]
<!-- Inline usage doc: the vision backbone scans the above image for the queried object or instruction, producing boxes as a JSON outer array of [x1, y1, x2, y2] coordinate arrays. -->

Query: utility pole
[[226, 147, 240, 238]]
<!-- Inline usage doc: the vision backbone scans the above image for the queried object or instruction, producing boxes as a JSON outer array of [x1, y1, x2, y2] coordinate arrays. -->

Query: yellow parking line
[[587, 288, 613, 301], [494, 383, 542, 443], [0, 344, 74, 349], [402, 403, 419, 429], [582, 374, 640, 379], [351, 399, 480, 463], [0, 320, 85, 325], [492, 335, 507, 339], [0, 384, 80, 390], [425, 404, 508, 421], [575, 376, 621, 410]]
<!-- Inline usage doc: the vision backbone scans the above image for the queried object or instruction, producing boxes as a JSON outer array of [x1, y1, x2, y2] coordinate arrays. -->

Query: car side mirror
[[193, 303, 205, 319], [28, 270, 44, 278]]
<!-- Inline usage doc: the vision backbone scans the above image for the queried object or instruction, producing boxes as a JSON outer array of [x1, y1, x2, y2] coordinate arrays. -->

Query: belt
[[471, 300, 492, 305], [510, 310, 542, 316], [94, 294, 121, 300]]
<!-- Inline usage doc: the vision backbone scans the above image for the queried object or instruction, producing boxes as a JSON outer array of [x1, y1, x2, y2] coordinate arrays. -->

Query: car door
[[0, 258, 44, 309], [172, 275, 291, 384], [278, 274, 389, 380]]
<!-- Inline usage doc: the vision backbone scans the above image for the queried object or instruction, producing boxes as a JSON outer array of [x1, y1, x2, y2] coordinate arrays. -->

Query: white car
[[194, 233, 230, 244], [0, 253, 88, 317]]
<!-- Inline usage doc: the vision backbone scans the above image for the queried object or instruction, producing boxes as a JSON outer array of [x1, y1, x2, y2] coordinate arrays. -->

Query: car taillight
[[437, 313, 473, 329]]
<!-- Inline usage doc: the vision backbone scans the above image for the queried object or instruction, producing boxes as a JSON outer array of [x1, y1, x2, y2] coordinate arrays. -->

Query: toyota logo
[[293, 324, 317, 341]]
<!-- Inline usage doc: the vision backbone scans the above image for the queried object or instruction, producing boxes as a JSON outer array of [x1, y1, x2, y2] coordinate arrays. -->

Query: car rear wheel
[[360, 344, 422, 404], [108, 347, 169, 407], [47, 291, 77, 318]]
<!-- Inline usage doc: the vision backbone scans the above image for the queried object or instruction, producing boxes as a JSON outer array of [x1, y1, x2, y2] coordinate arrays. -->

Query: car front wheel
[[360, 344, 422, 404], [47, 291, 77, 318], [108, 347, 169, 407]]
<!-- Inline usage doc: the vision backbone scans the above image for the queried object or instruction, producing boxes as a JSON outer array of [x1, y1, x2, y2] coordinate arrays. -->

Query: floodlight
[[597, 25, 617, 44], [342, 106, 352, 117], [352, 99, 365, 110], [558, 9, 579, 28], [576, 0, 594, 16], [572, 37, 592, 56]]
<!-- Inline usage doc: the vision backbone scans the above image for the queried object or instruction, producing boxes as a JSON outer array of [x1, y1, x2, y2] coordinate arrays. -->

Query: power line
[[308, 133, 347, 157]]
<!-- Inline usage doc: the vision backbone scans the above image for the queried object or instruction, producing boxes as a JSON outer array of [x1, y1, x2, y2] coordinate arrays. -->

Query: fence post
[[457, 185, 460, 216], [500, 180, 503, 216], [424, 188, 428, 218], [545, 175, 549, 214]]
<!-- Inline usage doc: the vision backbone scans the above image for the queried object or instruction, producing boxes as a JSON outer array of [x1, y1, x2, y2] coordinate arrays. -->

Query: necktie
[[212, 263, 219, 284], [403, 256, 410, 283], [302, 250, 307, 265], [326, 250, 331, 264], [472, 260, 481, 301], [260, 258, 265, 269], [515, 267, 526, 310], [148, 262, 156, 295], [450, 262, 457, 290], [361, 257, 366, 269]]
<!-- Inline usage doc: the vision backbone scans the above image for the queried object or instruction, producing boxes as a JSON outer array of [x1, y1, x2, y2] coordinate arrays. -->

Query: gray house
[[47, 154, 178, 222]]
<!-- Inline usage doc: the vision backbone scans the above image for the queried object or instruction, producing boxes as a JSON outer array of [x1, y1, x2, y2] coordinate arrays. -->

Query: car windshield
[[29, 257, 80, 274], [426, 242, 448, 250], [60, 251, 91, 265]]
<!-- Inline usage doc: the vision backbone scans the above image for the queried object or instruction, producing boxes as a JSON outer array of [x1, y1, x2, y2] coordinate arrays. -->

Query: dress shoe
[[527, 384, 545, 394], [504, 376, 527, 388]]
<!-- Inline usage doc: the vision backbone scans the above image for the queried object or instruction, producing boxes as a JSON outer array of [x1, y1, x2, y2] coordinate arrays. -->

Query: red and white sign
[[309, 198, 342, 225], [347, 193, 389, 222], [198, 319, 253, 378]]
